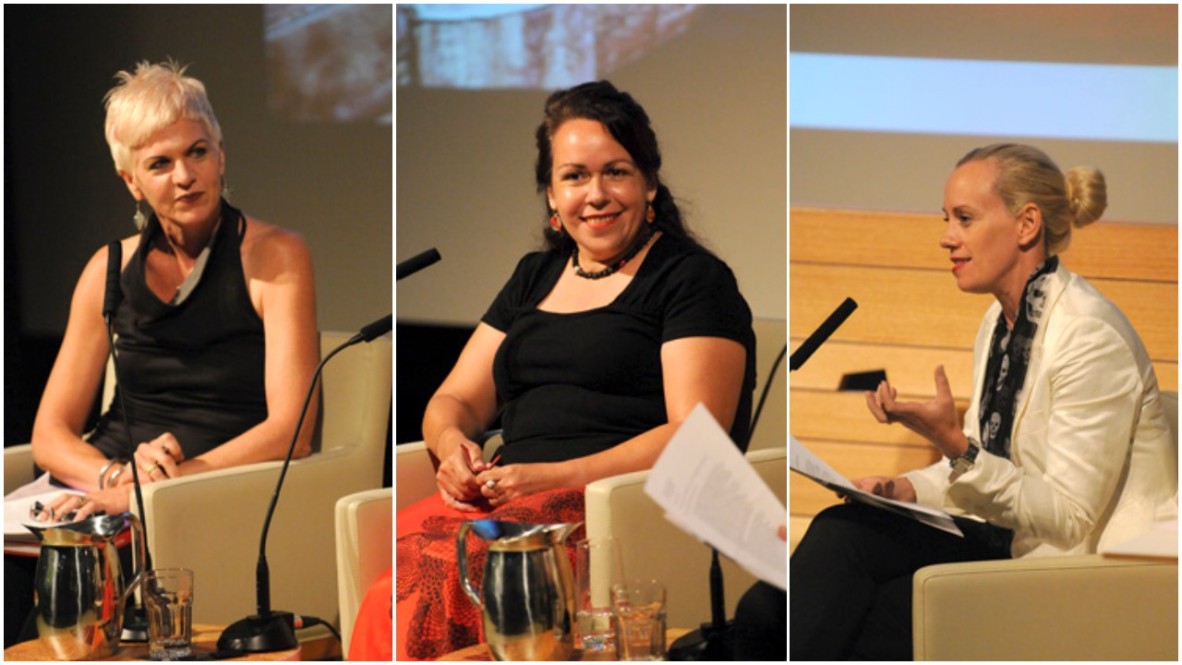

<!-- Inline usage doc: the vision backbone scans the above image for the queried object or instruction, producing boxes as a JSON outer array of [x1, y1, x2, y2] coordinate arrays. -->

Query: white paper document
[[1101, 519, 1178, 561], [790, 436, 963, 537], [643, 403, 787, 590]]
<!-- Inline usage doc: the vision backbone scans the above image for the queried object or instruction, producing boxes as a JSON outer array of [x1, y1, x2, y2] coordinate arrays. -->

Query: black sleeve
[[660, 252, 752, 345], [481, 251, 552, 332]]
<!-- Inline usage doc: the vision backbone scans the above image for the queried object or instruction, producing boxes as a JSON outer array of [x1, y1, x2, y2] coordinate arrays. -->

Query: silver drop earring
[[133, 200, 149, 230]]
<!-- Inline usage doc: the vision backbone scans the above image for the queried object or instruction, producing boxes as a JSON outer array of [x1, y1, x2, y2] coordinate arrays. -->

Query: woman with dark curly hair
[[388, 80, 755, 660]]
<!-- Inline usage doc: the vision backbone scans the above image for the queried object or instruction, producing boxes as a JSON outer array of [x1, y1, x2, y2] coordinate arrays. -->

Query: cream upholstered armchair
[[395, 318, 788, 629], [911, 391, 1179, 660], [5, 330, 392, 633], [335, 487, 392, 657]]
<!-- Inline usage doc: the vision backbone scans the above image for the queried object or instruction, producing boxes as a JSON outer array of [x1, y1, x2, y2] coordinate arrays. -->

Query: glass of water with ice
[[144, 568, 193, 661]]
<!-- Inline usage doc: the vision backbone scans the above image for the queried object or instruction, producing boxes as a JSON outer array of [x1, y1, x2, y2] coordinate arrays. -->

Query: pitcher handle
[[456, 521, 482, 607], [121, 513, 147, 603]]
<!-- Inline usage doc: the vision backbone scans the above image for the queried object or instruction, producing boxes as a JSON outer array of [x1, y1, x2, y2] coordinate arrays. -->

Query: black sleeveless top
[[87, 201, 268, 461]]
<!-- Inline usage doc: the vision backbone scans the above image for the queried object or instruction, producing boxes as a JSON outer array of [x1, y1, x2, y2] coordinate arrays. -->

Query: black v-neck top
[[483, 232, 755, 464]]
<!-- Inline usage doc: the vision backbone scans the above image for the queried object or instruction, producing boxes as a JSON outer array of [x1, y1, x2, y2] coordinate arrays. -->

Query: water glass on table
[[612, 578, 667, 661], [575, 537, 625, 657], [144, 568, 193, 661]]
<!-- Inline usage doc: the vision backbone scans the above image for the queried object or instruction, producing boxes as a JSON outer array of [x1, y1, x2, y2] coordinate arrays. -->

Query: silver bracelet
[[107, 462, 129, 488], [97, 459, 119, 490]]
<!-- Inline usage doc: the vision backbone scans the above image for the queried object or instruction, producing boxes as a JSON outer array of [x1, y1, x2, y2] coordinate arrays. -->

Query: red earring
[[645, 203, 656, 224], [550, 213, 562, 232]]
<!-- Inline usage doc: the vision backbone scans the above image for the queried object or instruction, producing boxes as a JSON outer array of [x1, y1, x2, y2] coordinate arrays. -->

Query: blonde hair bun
[[1065, 167, 1107, 229]]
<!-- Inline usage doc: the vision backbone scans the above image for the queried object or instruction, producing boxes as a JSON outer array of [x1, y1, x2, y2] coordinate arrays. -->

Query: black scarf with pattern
[[977, 256, 1059, 459]]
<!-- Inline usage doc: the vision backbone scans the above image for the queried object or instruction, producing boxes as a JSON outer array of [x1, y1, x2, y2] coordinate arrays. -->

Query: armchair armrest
[[585, 447, 786, 629], [136, 446, 377, 628], [395, 442, 439, 512], [913, 554, 1178, 660], [336, 488, 392, 656], [4, 443, 35, 496]]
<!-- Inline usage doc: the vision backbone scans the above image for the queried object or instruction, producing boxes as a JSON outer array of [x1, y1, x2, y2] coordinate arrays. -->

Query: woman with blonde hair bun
[[956, 142, 1107, 255], [790, 143, 1176, 659]]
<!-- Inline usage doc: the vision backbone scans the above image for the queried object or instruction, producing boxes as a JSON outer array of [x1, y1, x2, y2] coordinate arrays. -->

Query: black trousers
[[790, 502, 1012, 660], [733, 581, 787, 660]]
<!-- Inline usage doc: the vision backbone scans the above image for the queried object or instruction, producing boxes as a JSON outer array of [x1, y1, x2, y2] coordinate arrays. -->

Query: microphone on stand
[[103, 240, 151, 642], [397, 248, 441, 281], [220, 248, 436, 652], [670, 298, 856, 660], [217, 312, 396, 652], [790, 297, 857, 371]]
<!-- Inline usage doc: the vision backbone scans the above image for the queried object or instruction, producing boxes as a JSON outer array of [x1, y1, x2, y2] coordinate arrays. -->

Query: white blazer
[[906, 264, 1177, 558]]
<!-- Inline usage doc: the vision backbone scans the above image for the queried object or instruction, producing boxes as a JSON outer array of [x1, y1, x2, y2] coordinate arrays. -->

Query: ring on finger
[[144, 464, 160, 476], [485, 479, 496, 489]]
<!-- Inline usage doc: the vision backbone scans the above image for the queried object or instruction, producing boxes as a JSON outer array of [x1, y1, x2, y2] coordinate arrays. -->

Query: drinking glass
[[144, 568, 193, 661], [612, 578, 667, 661], [575, 537, 625, 657]]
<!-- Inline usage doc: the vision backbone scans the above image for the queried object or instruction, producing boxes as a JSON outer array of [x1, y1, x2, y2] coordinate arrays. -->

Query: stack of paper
[[644, 404, 786, 590]]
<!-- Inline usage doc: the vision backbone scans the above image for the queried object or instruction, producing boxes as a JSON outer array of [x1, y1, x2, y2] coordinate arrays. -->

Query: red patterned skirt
[[395, 488, 585, 660]]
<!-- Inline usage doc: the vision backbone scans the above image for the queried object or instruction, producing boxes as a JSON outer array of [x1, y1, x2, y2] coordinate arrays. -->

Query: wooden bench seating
[[789, 207, 1178, 551]]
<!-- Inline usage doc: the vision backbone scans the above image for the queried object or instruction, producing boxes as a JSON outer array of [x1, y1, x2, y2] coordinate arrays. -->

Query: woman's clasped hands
[[434, 430, 569, 511], [434, 433, 492, 511]]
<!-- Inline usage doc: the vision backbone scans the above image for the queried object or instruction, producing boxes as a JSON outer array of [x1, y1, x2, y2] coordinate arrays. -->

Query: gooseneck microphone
[[789, 297, 857, 371], [216, 312, 397, 653], [397, 247, 441, 281], [104, 241, 151, 641], [102, 241, 124, 320], [104, 241, 149, 540]]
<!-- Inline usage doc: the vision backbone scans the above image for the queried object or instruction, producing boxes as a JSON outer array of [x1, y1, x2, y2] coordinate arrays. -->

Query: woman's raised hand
[[864, 365, 967, 460]]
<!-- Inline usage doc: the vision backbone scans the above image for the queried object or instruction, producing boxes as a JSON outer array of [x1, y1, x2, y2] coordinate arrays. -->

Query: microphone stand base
[[217, 611, 298, 653], [121, 605, 149, 643], [667, 621, 733, 661]]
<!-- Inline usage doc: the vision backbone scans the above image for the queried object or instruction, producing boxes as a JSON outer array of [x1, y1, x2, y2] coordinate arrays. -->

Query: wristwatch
[[949, 436, 981, 476]]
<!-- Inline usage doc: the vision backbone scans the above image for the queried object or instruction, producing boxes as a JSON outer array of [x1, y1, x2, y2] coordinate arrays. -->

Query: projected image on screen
[[266, 5, 392, 123], [396, 4, 700, 89]]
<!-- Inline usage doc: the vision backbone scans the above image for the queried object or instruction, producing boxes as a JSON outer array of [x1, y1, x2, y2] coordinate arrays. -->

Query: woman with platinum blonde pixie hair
[[27, 59, 320, 521], [790, 143, 1176, 659]]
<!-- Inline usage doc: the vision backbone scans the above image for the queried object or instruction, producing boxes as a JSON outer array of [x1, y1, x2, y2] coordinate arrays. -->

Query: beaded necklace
[[571, 223, 655, 280]]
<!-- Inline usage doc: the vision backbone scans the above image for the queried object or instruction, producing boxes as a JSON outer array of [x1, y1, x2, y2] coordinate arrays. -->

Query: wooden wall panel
[[790, 341, 976, 397], [790, 391, 968, 447], [791, 340, 1177, 395], [791, 208, 1178, 282], [792, 264, 1177, 362], [790, 263, 985, 349]]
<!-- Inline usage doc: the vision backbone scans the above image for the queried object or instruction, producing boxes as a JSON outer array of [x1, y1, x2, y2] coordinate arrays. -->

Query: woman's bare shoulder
[[240, 215, 313, 278]]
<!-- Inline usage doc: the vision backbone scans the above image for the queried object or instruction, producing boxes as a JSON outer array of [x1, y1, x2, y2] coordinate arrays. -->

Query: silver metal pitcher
[[457, 519, 581, 661], [27, 512, 146, 660]]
